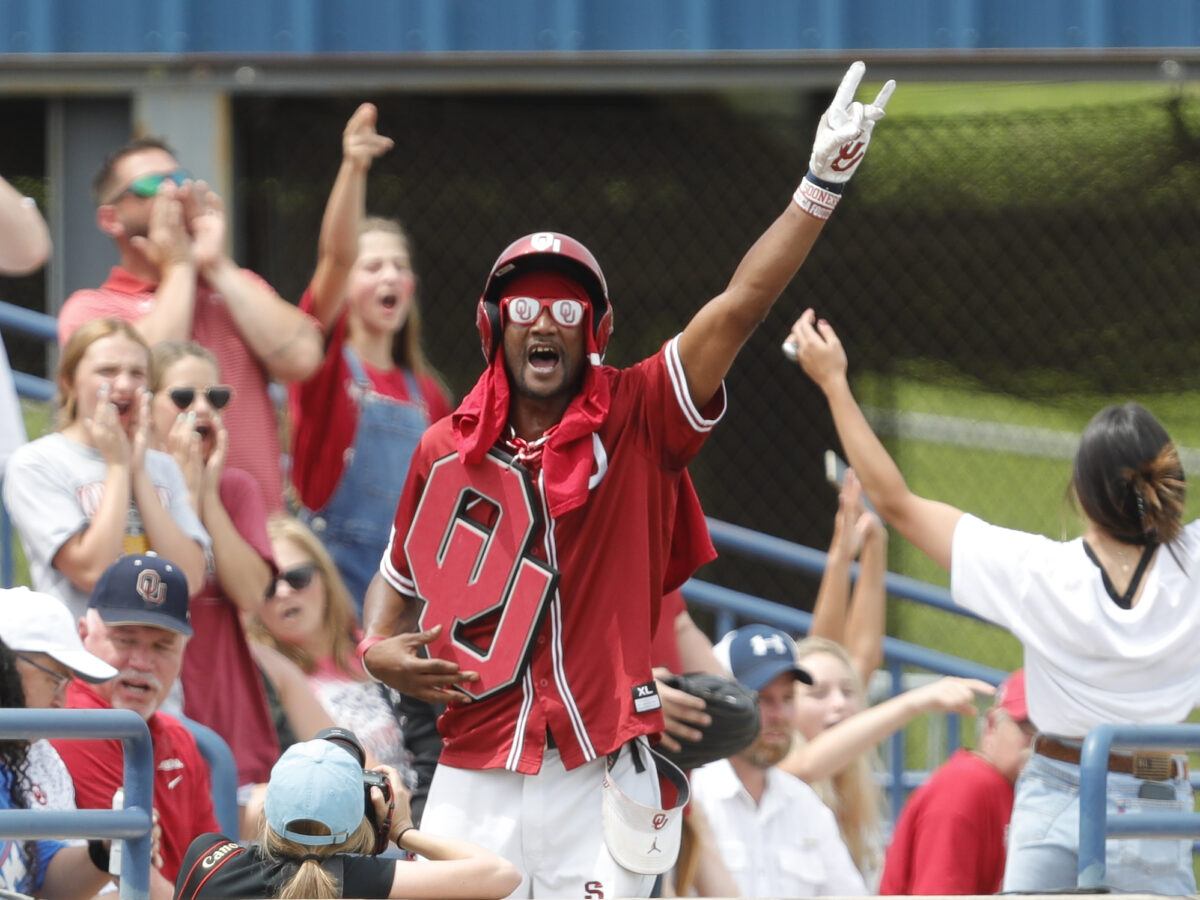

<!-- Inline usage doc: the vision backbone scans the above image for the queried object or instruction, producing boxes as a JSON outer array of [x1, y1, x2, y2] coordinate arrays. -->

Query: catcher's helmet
[[476, 231, 613, 363]]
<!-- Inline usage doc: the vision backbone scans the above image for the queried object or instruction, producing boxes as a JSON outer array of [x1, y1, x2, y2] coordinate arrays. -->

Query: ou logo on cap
[[137, 570, 167, 606]]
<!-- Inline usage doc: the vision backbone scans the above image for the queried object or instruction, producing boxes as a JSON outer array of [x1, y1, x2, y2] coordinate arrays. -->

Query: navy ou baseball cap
[[88, 555, 192, 637], [714, 624, 812, 692]]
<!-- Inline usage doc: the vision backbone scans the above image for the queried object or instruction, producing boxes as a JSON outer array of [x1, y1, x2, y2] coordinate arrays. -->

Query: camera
[[316, 726, 393, 855]]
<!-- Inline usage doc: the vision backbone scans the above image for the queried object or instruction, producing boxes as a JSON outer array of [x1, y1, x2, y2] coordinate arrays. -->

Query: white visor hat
[[601, 743, 690, 875]]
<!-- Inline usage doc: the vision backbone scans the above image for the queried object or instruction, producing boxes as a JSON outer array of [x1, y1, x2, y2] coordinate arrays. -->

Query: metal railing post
[[888, 658, 906, 819], [1077, 723, 1200, 889], [0, 708, 154, 900]]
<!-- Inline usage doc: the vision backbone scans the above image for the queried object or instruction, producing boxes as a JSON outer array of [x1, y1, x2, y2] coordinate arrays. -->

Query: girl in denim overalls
[[290, 103, 452, 619]]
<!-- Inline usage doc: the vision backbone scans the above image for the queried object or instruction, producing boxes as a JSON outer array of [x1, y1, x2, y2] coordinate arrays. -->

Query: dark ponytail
[[1072, 403, 1185, 546]]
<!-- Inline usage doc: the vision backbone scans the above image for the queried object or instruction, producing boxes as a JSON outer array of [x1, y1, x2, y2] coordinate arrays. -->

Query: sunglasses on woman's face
[[109, 169, 191, 203], [265, 563, 317, 599], [168, 386, 232, 411]]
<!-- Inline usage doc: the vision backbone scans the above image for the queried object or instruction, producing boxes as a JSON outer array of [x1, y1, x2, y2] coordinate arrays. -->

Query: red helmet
[[476, 231, 613, 363]]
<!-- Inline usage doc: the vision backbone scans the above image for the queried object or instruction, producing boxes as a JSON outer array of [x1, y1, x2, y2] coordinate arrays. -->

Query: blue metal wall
[[2, 0, 1200, 55]]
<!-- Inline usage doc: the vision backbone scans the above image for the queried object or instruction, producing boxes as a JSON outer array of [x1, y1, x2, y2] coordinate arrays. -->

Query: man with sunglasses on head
[[54, 553, 219, 895], [359, 62, 896, 898], [57, 137, 323, 512]]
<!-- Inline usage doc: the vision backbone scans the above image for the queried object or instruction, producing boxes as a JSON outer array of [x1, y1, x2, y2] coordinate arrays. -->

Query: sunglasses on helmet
[[501, 296, 586, 328], [265, 563, 317, 599], [168, 386, 232, 411], [109, 169, 191, 203]]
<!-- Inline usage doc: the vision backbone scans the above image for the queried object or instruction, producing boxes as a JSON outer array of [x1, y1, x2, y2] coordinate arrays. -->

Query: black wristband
[[394, 826, 416, 848], [88, 839, 110, 872], [804, 170, 846, 195]]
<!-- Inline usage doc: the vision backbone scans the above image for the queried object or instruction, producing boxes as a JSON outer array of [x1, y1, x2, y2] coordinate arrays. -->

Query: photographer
[[174, 737, 519, 900]]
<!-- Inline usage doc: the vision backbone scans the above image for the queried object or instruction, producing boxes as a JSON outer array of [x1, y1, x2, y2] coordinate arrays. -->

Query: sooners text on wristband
[[792, 175, 841, 220]]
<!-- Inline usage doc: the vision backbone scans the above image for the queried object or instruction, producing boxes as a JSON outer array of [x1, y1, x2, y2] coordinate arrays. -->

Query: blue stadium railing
[[1078, 723, 1200, 890], [0, 708, 154, 900]]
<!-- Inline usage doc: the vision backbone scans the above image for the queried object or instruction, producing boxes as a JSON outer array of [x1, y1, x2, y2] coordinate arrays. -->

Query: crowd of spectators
[[2, 67, 1196, 900]]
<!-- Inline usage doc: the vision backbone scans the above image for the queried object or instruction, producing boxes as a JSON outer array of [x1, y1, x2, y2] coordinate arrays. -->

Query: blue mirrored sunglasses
[[111, 169, 191, 202]]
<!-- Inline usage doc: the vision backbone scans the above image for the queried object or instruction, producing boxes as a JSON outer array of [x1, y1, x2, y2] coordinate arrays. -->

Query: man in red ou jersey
[[359, 62, 896, 898]]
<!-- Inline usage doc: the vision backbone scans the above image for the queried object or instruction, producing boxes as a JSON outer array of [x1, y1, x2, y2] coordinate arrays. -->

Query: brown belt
[[1034, 735, 1188, 782]]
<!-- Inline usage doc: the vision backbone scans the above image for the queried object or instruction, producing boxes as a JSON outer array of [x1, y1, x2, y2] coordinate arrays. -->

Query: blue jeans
[[1003, 751, 1195, 894]]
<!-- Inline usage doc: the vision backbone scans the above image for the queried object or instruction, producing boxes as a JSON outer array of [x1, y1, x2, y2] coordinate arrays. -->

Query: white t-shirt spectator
[[951, 514, 1200, 735]]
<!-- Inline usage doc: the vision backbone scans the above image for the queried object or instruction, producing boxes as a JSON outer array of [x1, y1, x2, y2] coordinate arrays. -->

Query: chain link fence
[[8, 84, 1200, 669]]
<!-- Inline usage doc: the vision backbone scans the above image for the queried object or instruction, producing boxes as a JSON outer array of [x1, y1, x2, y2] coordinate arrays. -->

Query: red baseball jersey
[[54, 681, 219, 883], [382, 336, 720, 774]]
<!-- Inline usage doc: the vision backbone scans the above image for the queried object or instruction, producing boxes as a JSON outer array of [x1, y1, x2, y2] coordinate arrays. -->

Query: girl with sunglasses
[[3, 318, 207, 621], [289, 103, 452, 618], [250, 516, 414, 790], [149, 341, 282, 810]]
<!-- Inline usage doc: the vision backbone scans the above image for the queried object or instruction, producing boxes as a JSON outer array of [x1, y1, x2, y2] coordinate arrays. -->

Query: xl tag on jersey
[[633, 681, 661, 713]]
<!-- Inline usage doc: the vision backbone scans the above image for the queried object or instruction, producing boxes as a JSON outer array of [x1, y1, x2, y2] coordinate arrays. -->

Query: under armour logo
[[749, 634, 788, 657], [831, 141, 866, 172]]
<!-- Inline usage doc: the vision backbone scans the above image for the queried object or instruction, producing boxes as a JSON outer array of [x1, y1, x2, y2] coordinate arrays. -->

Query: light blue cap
[[265, 740, 364, 846]]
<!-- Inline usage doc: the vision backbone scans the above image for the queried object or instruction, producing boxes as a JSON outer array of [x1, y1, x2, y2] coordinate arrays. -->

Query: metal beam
[[0, 49, 1194, 96]]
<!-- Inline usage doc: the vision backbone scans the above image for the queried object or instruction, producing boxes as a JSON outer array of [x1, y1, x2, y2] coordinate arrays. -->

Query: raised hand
[[182, 180, 227, 270], [88, 383, 131, 467], [362, 624, 480, 704], [808, 61, 896, 185], [788, 308, 849, 394], [203, 413, 229, 484], [343, 102, 394, 171], [127, 388, 152, 473], [166, 410, 205, 508], [129, 181, 193, 274], [912, 677, 996, 717]]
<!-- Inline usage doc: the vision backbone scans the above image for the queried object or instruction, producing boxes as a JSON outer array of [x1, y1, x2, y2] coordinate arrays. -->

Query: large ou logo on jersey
[[404, 450, 559, 700]]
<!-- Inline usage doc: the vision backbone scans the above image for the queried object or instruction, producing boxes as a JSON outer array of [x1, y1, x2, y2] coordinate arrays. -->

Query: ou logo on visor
[[405, 449, 559, 701]]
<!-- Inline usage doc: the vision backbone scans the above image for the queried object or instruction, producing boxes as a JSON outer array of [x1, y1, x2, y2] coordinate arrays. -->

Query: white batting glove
[[794, 61, 895, 220], [810, 61, 895, 183]]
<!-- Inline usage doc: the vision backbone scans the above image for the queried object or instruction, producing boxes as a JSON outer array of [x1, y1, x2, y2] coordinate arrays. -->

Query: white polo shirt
[[690, 758, 868, 897], [952, 514, 1200, 736]]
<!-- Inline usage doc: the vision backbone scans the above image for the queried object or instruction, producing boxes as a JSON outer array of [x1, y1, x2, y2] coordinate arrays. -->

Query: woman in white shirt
[[787, 308, 1199, 894]]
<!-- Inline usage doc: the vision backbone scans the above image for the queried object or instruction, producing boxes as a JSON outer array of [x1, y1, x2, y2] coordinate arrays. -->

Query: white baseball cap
[[0, 587, 117, 683], [601, 745, 690, 875]]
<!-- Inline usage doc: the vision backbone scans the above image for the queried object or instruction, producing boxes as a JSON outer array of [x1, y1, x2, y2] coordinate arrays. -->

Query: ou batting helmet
[[476, 231, 613, 364]]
